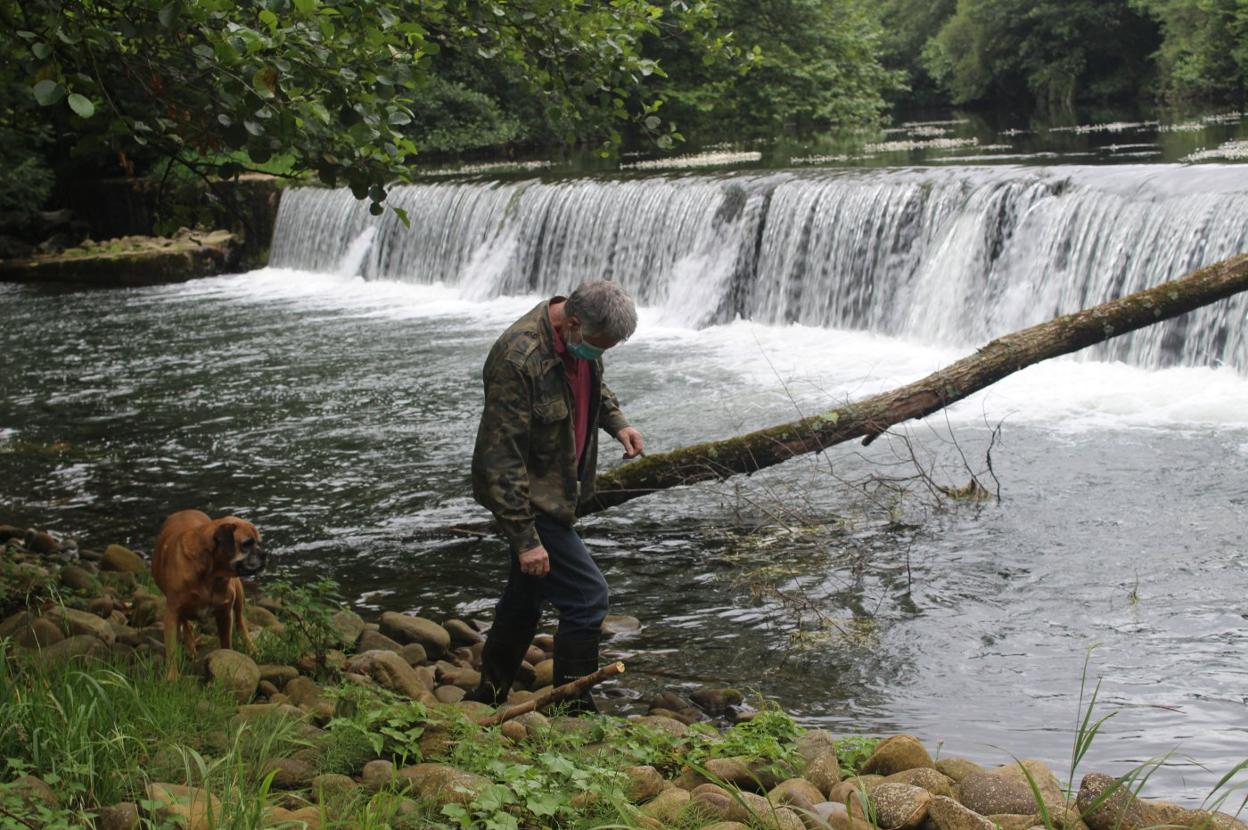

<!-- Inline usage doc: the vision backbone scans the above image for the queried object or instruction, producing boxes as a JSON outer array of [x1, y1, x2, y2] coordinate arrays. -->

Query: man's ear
[[213, 522, 238, 555]]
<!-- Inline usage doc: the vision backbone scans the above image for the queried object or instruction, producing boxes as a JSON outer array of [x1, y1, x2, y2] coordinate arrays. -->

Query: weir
[[269, 165, 1248, 371]]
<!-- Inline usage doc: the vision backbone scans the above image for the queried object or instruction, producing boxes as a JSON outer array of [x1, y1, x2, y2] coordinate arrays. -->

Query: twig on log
[[477, 662, 625, 727]]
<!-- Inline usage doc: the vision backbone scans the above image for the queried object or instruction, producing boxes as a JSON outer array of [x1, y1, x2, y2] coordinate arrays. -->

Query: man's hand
[[518, 544, 550, 577], [616, 426, 644, 459]]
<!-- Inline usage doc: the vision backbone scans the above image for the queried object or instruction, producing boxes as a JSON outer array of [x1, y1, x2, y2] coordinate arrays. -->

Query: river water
[[2, 161, 1247, 804]]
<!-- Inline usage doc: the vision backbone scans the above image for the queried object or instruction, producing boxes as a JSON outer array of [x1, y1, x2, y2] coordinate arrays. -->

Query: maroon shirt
[[551, 323, 591, 467]]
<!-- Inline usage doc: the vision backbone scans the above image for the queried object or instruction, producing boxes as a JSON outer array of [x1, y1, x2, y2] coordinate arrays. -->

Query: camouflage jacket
[[472, 298, 630, 553]]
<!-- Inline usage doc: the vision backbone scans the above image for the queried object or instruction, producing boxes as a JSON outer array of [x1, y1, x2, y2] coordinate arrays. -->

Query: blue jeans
[[492, 513, 609, 638]]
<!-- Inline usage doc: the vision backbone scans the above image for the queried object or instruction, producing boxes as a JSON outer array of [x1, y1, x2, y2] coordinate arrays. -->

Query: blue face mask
[[566, 323, 606, 361], [568, 336, 605, 361]]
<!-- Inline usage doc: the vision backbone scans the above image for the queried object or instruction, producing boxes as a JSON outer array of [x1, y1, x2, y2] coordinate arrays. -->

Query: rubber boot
[[552, 628, 601, 715], [464, 625, 534, 706]]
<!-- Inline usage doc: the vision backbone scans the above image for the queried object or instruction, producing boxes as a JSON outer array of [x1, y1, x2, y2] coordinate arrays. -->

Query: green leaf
[[387, 108, 412, 126], [643, 114, 661, 130], [159, 2, 180, 29], [253, 66, 279, 98], [32, 42, 51, 60], [259, 9, 277, 28], [392, 206, 410, 228], [67, 93, 95, 118], [293, 0, 318, 14], [32, 79, 64, 106]]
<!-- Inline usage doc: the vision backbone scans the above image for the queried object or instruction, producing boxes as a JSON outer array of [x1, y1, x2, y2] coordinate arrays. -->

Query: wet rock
[[936, 757, 988, 782], [1077, 772, 1248, 830], [15, 616, 65, 649], [330, 609, 366, 646], [515, 659, 536, 687], [960, 761, 1062, 816], [532, 632, 554, 650], [311, 773, 358, 803], [883, 767, 958, 798], [397, 762, 489, 806], [205, 649, 260, 703], [691, 686, 745, 715], [102, 543, 145, 573], [626, 765, 665, 802], [861, 735, 934, 776], [602, 614, 641, 638], [357, 629, 404, 653], [258, 664, 298, 688], [59, 564, 99, 592], [345, 649, 434, 701], [146, 782, 221, 830], [362, 759, 395, 792], [94, 801, 140, 830], [379, 612, 450, 658], [43, 633, 110, 667], [640, 787, 691, 822], [872, 782, 932, 830], [771, 777, 826, 813], [444, 618, 484, 646], [929, 795, 999, 830]]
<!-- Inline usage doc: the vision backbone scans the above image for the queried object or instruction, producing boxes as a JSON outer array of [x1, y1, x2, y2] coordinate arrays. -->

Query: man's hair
[[565, 279, 638, 343]]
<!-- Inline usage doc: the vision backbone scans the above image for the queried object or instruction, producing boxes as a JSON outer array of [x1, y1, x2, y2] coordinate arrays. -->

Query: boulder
[[397, 763, 489, 806], [872, 782, 933, 830], [16, 616, 65, 649], [48, 606, 116, 643], [959, 761, 1062, 816], [145, 783, 221, 830], [533, 657, 554, 688], [258, 664, 298, 688], [94, 801, 140, 830], [929, 795, 1000, 830], [357, 629, 404, 653], [311, 773, 358, 803], [703, 757, 758, 791], [936, 757, 988, 782], [434, 685, 465, 703], [805, 750, 844, 797], [770, 777, 825, 813], [345, 649, 434, 701], [12, 775, 58, 808], [42, 634, 110, 667], [626, 765, 665, 802], [59, 564, 99, 593], [632, 714, 690, 737], [640, 788, 691, 822], [882, 767, 958, 798], [398, 642, 428, 666], [691, 686, 745, 716], [262, 751, 318, 788], [362, 759, 396, 792], [102, 544, 145, 573], [330, 609, 366, 646], [205, 649, 260, 703], [689, 783, 736, 821], [444, 618, 484, 646], [24, 529, 60, 555], [378, 612, 450, 658], [500, 720, 527, 743], [860, 735, 934, 776], [1077, 773, 1248, 830]]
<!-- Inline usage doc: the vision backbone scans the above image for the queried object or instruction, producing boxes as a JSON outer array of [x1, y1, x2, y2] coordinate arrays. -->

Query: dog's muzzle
[[235, 549, 267, 578]]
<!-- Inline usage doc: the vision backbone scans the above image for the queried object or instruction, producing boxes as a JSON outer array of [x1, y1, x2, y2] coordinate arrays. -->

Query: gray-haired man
[[467, 280, 644, 713]]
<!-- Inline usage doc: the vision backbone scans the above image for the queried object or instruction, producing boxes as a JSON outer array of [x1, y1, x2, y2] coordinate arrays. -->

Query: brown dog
[[152, 510, 266, 678]]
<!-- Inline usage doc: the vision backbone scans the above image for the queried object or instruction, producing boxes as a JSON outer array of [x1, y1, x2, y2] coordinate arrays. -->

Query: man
[[466, 280, 644, 713]]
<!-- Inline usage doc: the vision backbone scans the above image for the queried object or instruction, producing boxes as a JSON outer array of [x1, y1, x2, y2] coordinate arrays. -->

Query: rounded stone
[[533, 657, 554, 688], [444, 618, 484, 646], [626, 765, 665, 802], [357, 629, 404, 653], [102, 543, 145, 573], [93, 801, 140, 830], [59, 564, 99, 593], [770, 777, 826, 812], [883, 767, 958, 798], [928, 795, 999, 830], [861, 735, 934, 776], [872, 782, 933, 830], [15, 616, 65, 649], [205, 649, 261, 703], [330, 609, 366, 647], [378, 612, 450, 658], [936, 757, 988, 782], [640, 788, 691, 822]]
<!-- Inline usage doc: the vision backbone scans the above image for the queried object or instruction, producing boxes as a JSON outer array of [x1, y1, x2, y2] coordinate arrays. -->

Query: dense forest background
[[2, 0, 1247, 233]]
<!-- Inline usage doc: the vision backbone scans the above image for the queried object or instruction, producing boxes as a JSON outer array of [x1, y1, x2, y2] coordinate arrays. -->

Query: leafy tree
[[1131, 0, 1248, 104], [877, 0, 957, 107], [924, 0, 1160, 109], [0, 0, 689, 212], [648, 0, 903, 139]]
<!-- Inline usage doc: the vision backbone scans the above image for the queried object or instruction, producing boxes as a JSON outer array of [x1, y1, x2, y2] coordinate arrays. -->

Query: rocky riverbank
[[0, 229, 242, 287], [1, 523, 1244, 830]]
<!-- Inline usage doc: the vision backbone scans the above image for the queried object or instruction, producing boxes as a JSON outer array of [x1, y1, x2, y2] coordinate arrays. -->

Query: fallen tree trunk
[[477, 662, 625, 726], [579, 254, 1248, 515]]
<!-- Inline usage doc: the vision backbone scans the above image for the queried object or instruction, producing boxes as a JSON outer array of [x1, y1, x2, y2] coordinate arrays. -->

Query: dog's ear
[[213, 522, 238, 556]]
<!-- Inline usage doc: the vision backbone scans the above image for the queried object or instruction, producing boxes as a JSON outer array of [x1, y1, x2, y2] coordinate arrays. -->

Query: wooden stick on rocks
[[477, 662, 625, 727]]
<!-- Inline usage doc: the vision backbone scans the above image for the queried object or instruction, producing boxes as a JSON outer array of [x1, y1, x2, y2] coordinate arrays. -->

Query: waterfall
[[268, 165, 1248, 370]]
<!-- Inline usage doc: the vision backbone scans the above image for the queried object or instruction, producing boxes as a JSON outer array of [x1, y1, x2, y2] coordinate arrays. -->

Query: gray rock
[[205, 649, 260, 703], [601, 614, 641, 639], [882, 767, 957, 798], [379, 612, 450, 658], [960, 761, 1061, 816]]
